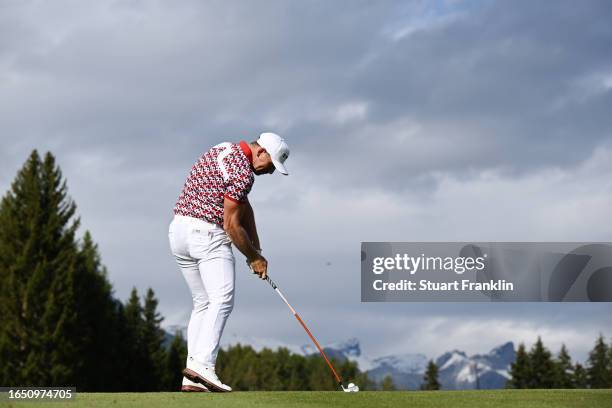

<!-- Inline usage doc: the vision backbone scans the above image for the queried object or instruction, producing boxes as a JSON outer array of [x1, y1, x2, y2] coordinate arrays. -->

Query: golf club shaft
[[264, 275, 343, 385]]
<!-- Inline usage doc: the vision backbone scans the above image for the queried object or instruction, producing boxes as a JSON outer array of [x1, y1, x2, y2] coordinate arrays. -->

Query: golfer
[[168, 133, 289, 392]]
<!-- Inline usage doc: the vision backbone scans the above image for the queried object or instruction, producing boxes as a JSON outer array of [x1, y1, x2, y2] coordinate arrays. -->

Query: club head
[[341, 382, 359, 393]]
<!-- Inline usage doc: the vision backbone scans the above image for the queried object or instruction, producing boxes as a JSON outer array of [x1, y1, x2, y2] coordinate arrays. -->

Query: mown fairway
[[2, 389, 612, 408]]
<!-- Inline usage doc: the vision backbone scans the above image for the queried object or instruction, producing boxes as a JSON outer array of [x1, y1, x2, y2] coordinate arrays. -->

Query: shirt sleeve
[[224, 164, 254, 204]]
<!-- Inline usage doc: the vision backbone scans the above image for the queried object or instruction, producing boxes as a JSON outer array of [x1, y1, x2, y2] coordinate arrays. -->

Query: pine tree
[[71, 231, 128, 391], [528, 337, 555, 388], [0, 151, 81, 386], [510, 342, 530, 388], [124, 287, 147, 391], [381, 375, 396, 391], [420, 360, 441, 390], [552, 344, 574, 388], [141, 288, 166, 390], [586, 334, 609, 388], [110, 301, 134, 390], [573, 363, 588, 388], [163, 331, 187, 391]]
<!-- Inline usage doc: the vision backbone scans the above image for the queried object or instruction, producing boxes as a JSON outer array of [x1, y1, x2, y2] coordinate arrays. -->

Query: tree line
[[216, 344, 372, 390], [508, 335, 612, 389]]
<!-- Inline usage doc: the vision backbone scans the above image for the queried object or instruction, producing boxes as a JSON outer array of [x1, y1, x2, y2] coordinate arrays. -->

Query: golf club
[[262, 274, 359, 393]]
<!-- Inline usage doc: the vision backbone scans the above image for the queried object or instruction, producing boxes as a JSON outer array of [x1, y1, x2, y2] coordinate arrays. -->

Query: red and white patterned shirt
[[173, 140, 254, 226]]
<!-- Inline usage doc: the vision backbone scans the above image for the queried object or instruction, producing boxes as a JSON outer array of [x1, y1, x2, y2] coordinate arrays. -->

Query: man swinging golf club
[[168, 132, 289, 392]]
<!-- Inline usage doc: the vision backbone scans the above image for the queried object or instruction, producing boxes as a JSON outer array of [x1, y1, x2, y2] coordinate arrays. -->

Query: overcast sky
[[1, 0, 611, 364]]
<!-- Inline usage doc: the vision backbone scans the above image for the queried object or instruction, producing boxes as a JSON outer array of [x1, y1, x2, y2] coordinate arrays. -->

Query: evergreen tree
[[552, 344, 574, 388], [420, 360, 441, 390], [110, 301, 136, 390], [257, 348, 282, 390], [509, 342, 530, 389], [573, 363, 588, 388], [275, 347, 301, 390], [0, 151, 80, 386], [123, 287, 147, 391], [381, 375, 396, 391], [163, 331, 187, 391], [141, 288, 166, 390], [528, 337, 555, 388], [285, 352, 308, 390], [72, 231, 127, 391], [305, 353, 338, 390], [217, 344, 260, 390], [586, 334, 610, 388]]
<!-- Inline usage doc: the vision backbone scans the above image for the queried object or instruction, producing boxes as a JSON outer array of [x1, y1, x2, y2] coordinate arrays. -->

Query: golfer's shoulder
[[227, 143, 254, 177]]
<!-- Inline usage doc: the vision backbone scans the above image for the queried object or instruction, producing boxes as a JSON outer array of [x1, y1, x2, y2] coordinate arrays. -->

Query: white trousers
[[168, 214, 235, 366]]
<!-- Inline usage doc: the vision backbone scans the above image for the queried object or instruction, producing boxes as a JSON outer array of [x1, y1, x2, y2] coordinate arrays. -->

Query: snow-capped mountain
[[302, 337, 375, 371], [435, 342, 515, 390], [164, 327, 515, 390], [366, 353, 429, 389], [303, 338, 361, 359]]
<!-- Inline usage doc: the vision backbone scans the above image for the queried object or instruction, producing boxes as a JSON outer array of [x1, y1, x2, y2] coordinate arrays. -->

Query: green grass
[[2, 389, 611, 408]]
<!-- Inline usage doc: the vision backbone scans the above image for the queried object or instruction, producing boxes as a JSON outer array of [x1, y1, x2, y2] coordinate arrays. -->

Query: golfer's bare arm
[[240, 198, 261, 251], [223, 197, 268, 278]]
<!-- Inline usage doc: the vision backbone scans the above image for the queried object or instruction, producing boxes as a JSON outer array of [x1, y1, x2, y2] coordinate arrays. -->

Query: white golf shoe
[[181, 376, 210, 392], [182, 357, 232, 392]]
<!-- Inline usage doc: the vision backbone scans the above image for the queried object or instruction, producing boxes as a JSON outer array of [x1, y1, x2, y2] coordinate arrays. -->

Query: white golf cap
[[257, 132, 290, 175]]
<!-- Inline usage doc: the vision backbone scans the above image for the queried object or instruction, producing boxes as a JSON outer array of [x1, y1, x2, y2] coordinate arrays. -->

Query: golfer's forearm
[[241, 202, 260, 250], [227, 224, 260, 261]]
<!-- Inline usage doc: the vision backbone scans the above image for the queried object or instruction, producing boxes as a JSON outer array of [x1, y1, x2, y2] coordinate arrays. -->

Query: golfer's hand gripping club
[[247, 249, 267, 280], [249, 257, 268, 280]]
